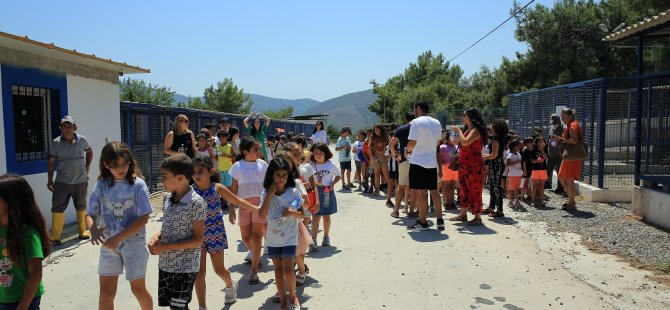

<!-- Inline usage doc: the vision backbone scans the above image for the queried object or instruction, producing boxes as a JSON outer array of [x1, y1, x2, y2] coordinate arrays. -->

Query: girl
[[531, 137, 549, 208], [438, 132, 459, 210], [369, 124, 390, 196], [361, 129, 373, 193], [309, 121, 328, 145], [309, 143, 341, 247], [195, 133, 216, 161], [506, 140, 524, 208], [86, 141, 153, 309], [228, 137, 268, 284], [192, 157, 261, 307], [483, 119, 509, 217], [164, 114, 197, 159], [229, 126, 241, 161], [259, 157, 304, 310], [244, 112, 271, 160], [0, 175, 51, 310]]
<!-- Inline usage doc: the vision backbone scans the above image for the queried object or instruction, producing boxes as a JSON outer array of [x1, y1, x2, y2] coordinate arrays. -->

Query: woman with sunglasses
[[309, 121, 328, 146], [164, 114, 197, 159]]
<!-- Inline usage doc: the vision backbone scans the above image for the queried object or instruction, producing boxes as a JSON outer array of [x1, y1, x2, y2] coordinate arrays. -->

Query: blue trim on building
[[1, 64, 68, 175]]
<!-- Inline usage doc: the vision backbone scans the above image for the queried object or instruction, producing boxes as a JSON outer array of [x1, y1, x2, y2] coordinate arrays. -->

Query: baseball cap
[[220, 117, 230, 124], [61, 115, 76, 125], [550, 114, 560, 125]]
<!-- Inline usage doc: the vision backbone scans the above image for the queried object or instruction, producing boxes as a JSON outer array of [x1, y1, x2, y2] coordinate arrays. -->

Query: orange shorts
[[531, 170, 548, 181], [441, 164, 459, 181], [237, 197, 267, 226], [507, 176, 522, 190]]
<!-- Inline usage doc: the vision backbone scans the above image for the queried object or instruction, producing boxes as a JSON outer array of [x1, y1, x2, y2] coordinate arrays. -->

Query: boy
[[266, 135, 277, 162], [521, 138, 534, 200], [215, 130, 236, 187], [352, 131, 366, 189], [48, 115, 93, 243], [362, 129, 373, 193], [335, 127, 353, 190], [149, 154, 206, 309]]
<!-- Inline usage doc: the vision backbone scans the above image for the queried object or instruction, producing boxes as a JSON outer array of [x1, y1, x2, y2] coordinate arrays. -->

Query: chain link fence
[[637, 76, 670, 187]]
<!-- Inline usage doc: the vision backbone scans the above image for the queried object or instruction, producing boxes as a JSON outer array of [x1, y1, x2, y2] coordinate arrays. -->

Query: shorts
[[508, 176, 522, 190], [389, 170, 399, 180], [531, 170, 548, 181], [98, 235, 149, 281], [441, 164, 459, 181], [354, 160, 362, 172], [340, 161, 352, 170], [398, 161, 410, 186], [267, 245, 297, 259], [51, 181, 88, 212], [237, 197, 267, 225], [219, 171, 232, 187], [0, 296, 40, 310], [158, 270, 197, 309], [409, 164, 438, 190]]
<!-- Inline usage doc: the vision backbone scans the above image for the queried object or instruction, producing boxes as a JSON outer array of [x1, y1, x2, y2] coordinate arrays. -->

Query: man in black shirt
[[389, 113, 415, 218]]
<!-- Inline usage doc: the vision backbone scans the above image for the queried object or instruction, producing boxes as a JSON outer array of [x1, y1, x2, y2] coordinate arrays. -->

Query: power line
[[448, 0, 536, 63]]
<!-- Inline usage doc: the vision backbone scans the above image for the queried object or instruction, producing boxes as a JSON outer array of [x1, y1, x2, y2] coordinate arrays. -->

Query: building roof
[[603, 9, 670, 42], [0, 31, 149, 74]]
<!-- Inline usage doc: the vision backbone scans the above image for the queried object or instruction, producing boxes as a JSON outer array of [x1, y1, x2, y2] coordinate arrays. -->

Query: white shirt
[[407, 115, 442, 169], [228, 159, 268, 198], [261, 187, 303, 247], [353, 141, 364, 161], [310, 130, 328, 145], [310, 160, 341, 187], [506, 152, 523, 177]]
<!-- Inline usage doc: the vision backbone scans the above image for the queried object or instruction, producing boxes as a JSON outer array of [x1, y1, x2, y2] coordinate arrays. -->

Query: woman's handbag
[[559, 128, 588, 161], [447, 146, 460, 171]]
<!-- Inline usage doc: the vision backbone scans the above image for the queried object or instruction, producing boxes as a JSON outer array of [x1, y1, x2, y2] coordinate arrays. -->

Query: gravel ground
[[507, 190, 670, 267]]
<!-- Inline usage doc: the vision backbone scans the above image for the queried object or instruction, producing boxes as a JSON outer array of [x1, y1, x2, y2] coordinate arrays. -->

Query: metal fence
[[434, 108, 508, 128], [508, 78, 637, 190], [637, 76, 670, 187], [120, 102, 315, 192]]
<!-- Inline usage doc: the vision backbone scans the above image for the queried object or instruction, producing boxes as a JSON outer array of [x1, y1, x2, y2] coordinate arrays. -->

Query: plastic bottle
[[322, 185, 330, 209], [178, 144, 185, 153]]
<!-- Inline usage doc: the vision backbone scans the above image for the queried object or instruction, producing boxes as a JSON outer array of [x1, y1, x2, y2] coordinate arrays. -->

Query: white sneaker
[[244, 251, 252, 263], [223, 279, 238, 304], [309, 239, 318, 251], [288, 298, 301, 309]]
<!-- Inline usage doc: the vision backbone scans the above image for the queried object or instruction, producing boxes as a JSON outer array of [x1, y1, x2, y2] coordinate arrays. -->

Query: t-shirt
[[439, 144, 458, 164], [310, 160, 341, 187], [216, 143, 234, 172], [260, 188, 303, 247], [393, 124, 411, 162], [158, 189, 207, 274], [310, 130, 328, 145], [506, 152, 523, 177], [521, 148, 534, 177], [49, 134, 91, 184], [532, 149, 548, 170], [228, 159, 268, 198], [0, 226, 45, 303], [298, 163, 315, 185], [336, 136, 352, 162], [353, 141, 364, 161], [87, 178, 153, 239], [408, 116, 442, 169], [195, 148, 211, 159]]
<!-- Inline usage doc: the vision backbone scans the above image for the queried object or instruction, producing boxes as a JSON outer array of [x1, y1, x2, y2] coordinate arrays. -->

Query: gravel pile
[[508, 191, 670, 266]]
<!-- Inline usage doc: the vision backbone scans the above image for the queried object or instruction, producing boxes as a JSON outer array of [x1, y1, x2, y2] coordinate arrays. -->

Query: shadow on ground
[[307, 246, 342, 259]]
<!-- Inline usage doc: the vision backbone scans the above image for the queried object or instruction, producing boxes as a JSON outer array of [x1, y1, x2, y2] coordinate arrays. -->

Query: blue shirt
[[87, 178, 153, 239]]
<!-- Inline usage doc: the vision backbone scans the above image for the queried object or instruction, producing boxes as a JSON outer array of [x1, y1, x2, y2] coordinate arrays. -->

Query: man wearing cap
[[219, 117, 231, 132], [47, 115, 93, 244], [547, 113, 565, 193]]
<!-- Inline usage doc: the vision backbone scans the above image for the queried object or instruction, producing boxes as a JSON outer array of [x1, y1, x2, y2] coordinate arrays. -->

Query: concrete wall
[[633, 186, 670, 231]]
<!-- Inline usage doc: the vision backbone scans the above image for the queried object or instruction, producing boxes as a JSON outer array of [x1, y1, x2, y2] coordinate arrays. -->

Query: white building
[[0, 31, 149, 226]]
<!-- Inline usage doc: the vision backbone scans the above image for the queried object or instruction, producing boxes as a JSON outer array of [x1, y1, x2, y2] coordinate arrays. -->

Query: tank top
[[170, 132, 195, 158], [193, 184, 223, 227]]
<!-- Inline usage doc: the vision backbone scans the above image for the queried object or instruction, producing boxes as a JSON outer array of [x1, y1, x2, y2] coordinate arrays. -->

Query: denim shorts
[[267, 245, 297, 259], [98, 235, 149, 281], [0, 296, 40, 310]]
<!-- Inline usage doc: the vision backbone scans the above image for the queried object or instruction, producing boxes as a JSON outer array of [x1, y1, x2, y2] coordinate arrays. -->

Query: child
[[266, 135, 277, 162], [0, 175, 51, 309], [385, 141, 399, 208], [352, 131, 366, 188], [192, 157, 261, 307], [521, 138, 534, 200], [148, 154, 206, 309], [309, 143, 341, 248], [195, 133, 216, 161], [85, 142, 153, 309], [506, 140, 524, 208], [335, 127, 353, 189], [228, 137, 268, 284], [361, 129, 373, 193], [215, 130, 236, 187], [228, 127, 241, 160], [259, 157, 304, 310], [531, 137, 549, 208], [438, 133, 459, 210]]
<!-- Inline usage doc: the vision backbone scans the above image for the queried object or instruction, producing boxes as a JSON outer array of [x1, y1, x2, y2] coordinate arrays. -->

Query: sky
[[2, 0, 555, 101]]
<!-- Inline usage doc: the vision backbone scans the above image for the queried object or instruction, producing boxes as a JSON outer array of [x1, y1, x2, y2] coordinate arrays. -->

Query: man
[[219, 117, 231, 132], [47, 115, 94, 243], [389, 113, 415, 218], [406, 102, 444, 231], [546, 113, 565, 193]]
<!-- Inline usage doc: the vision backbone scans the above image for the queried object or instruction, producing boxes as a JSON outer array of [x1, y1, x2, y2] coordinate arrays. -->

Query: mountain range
[[173, 89, 378, 131]]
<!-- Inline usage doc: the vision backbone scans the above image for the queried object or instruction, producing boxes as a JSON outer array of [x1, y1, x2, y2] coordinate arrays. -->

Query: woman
[[482, 119, 509, 217], [449, 108, 488, 226], [164, 114, 197, 158], [369, 124, 390, 196], [243, 112, 271, 160], [309, 121, 328, 145], [551, 108, 582, 210]]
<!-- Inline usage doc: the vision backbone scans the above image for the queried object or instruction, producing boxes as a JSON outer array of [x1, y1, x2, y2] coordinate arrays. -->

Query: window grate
[[11, 85, 57, 162]]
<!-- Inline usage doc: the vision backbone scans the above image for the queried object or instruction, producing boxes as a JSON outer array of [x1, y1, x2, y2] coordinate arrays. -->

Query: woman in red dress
[[449, 108, 488, 226], [551, 108, 583, 210]]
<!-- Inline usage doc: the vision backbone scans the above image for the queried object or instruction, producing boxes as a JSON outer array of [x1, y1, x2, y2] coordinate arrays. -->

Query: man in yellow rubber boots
[[47, 115, 93, 244]]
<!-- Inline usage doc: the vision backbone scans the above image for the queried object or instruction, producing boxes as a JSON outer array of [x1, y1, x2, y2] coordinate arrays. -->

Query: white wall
[[0, 63, 5, 175]]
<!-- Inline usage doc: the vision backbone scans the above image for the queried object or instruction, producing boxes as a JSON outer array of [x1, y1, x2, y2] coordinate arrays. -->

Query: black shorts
[[389, 170, 399, 180], [340, 161, 352, 170], [158, 270, 197, 309], [409, 164, 438, 190]]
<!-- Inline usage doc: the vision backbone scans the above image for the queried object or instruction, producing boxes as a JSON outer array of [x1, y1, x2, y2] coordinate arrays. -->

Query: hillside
[[303, 89, 378, 131], [173, 93, 320, 114]]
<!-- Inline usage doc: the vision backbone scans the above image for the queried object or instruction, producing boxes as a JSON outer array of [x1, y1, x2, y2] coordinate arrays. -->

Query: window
[[11, 85, 60, 162]]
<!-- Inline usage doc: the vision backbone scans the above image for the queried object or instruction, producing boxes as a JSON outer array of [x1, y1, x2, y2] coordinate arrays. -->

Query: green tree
[[264, 106, 294, 119], [326, 124, 339, 141], [187, 96, 208, 110], [119, 78, 175, 106], [203, 78, 253, 114]]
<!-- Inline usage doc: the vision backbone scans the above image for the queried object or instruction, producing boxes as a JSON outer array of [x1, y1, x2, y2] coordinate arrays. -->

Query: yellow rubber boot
[[77, 211, 90, 240], [50, 213, 65, 244]]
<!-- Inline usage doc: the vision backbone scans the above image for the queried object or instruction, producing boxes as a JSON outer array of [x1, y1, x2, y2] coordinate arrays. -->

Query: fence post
[[126, 103, 133, 149], [598, 79, 608, 188], [634, 35, 643, 186], [147, 104, 154, 191]]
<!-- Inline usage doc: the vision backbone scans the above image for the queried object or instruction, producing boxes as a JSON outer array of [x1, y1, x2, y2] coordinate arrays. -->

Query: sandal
[[407, 211, 419, 218], [467, 218, 483, 226], [449, 215, 467, 222], [390, 210, 400, 218], [489, 212, 504, 217], [248, 274, 260, 285], [561, 204, 577, 210], [272, 292, 281, 303]]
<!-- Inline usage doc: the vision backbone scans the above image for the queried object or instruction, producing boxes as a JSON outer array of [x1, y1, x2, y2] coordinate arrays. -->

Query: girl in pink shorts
[[438, 134, 459, 209], [506, 140, 524, 208]]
